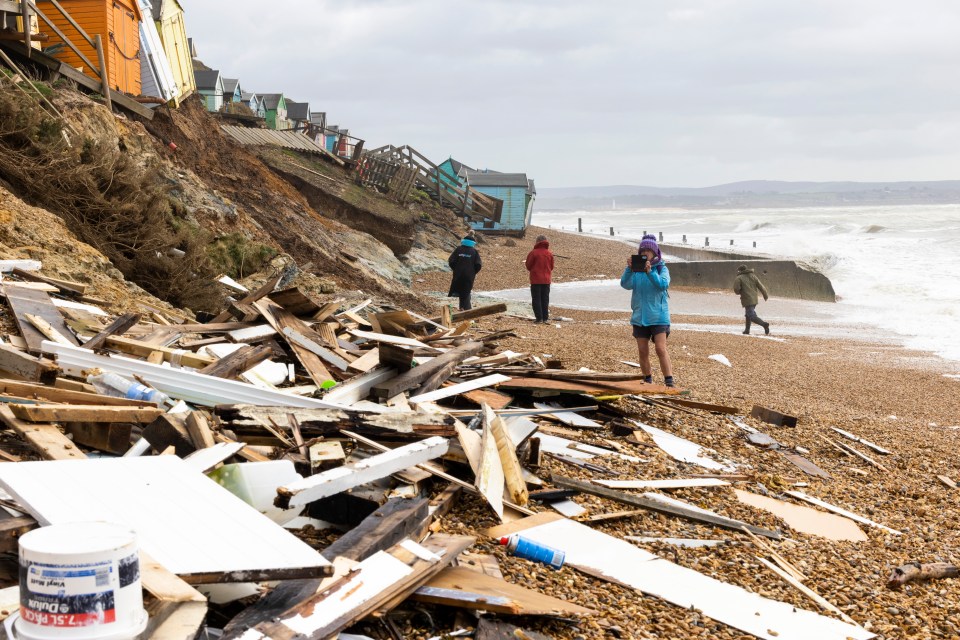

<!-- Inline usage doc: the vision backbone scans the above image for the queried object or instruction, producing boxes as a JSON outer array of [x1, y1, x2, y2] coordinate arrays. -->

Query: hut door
[[111, 2, 139, 93]]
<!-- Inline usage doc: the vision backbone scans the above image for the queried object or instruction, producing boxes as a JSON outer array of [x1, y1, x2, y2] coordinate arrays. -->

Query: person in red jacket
[[525, 234, 554, 324]]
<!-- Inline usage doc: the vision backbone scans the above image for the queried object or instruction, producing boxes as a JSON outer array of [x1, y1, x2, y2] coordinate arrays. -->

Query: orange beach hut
[[37, 0, 143, 95]]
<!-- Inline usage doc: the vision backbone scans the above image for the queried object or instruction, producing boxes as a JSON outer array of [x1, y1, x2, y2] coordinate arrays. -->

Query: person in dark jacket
[[525, 234, 554, 323], [448, 234, 482, 310], [733, 264, 770, 334]]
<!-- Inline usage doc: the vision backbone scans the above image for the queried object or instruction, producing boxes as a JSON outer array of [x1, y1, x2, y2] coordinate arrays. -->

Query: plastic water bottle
[[87, 371, 172, 407], [499, 535, 565, 569]]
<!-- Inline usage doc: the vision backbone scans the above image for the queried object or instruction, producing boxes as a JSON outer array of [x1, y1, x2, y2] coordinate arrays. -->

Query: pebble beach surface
[[409, 226, 960, 640]]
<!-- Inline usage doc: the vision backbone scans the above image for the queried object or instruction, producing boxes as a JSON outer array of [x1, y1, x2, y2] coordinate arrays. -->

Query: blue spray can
[[499, 535, 565, 569]]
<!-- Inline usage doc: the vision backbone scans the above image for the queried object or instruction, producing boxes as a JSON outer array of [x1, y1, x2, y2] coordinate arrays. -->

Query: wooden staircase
[[364, 144, 502, 223]]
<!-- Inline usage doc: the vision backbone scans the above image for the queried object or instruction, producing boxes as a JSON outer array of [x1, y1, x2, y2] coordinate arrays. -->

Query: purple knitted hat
[[638, 234, 662, 262]]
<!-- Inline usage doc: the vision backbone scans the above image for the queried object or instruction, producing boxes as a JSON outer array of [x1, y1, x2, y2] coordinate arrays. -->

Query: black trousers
[[531, 284, 550, 321], [458, 291, 472, 311]]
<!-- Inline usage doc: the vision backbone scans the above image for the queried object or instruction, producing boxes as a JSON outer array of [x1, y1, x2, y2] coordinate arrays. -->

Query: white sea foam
[[532, 203, 960, 364]]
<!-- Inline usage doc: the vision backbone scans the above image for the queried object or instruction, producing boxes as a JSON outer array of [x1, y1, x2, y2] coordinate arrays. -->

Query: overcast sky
[[181, 1, 960, 188]]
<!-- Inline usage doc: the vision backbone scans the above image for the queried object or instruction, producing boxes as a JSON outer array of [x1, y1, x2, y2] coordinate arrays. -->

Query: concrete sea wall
[[659, 244, 836, 302]]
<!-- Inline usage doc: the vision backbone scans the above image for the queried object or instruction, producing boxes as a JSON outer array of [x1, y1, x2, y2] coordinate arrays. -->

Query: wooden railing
[[363, 144, 502, 222]]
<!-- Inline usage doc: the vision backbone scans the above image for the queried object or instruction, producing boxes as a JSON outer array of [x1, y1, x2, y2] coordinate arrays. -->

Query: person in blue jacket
[[620, 234, 675, 387]]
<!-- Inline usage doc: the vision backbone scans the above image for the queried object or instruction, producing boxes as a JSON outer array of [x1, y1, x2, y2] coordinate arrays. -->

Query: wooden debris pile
[[0, 263, 931, 638]]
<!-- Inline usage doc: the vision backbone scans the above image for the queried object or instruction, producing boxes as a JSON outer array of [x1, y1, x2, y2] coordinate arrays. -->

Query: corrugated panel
[[220, 126, 328, 154]]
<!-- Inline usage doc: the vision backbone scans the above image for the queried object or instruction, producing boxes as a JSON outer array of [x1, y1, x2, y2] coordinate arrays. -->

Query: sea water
[[525, 204, 960, 364]]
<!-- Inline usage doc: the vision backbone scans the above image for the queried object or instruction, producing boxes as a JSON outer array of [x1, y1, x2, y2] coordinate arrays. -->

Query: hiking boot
[[742, 320, 751, 335], [762, 321, 770, 335], [664, 376, 675, 388]]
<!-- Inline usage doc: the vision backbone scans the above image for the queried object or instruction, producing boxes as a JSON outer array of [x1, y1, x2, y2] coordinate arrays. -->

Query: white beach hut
[[138, 0, 180, 104]]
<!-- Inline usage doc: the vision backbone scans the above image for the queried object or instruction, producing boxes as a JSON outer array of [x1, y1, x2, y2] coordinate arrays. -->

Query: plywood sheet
[[0, 457, 331, 583], [636, 421, 737, 471], [734, 490, 867, 542], [487, 515, 874, 640]]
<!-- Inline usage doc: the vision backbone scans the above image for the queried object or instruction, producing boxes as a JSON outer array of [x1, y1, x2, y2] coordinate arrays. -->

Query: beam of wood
[[320, 366, 396, 406], [346, 347, 380, 373], [0, 404, 86, 460], [10, 267, 86, 296], [551, 474, 781, 539], [64, 421, 133, 455], [0, 379, 155, 406], [784, 490, 901, 535], [830, 427, 891, 455], [25, 312, 75, 345], [215, 405, 456, 439], [276, 436, 450, 509], [378, 343, 415, 372], [198, 344, 273, 379], [657, 397, 741, 414], [281, 326, 350, 371], [756, 556, 855, 624], [371, 341, 483, 399], [80, 312, 141, 351], [104, 335, 215, 369], [254, 299, 333, 386], [8, 403, 162, 424], [409, 302, 508, 330], [476, 408, 505, 520], [0, 344, 59, 383], [185, 411, 216, 450], [828, 437, 889, 472], [321, 497, 430, 562]]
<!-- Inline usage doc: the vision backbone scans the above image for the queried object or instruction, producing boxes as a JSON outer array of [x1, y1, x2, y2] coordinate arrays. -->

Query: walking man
[[525, 234, 554, 323], [448, 234, 482, 311], [733, 264, 770, 335]]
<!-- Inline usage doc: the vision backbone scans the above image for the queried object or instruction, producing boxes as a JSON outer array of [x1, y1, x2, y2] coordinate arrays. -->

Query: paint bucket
[[15, 522, 148, 640]]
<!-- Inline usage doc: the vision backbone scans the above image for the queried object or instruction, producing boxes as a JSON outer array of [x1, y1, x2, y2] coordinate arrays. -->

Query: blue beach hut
[[463, 170, 536, 236]]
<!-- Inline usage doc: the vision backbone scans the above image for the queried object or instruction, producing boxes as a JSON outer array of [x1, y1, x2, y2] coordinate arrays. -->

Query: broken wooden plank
[[321, 367, 396, 406], [0, 515, 38, 553], [63, 421, 133, 455], [241, 535, 473, 640], [81, 312, 141, 351], [533, 401, 603, 429], [210, 272, 282, 324], [198, 344, 273, 379], [371, 341, 484, 399], [255, 299, 334, 385], [751, 404, 798, 427], [408, 302, 508, 330], [185, 411, 216, 450], [0, 344, 59, 383], [346, 347, 380, 373], [938, 475, 957, 489], [831, 427, 891, 455], [349, 329, 432, 349], [215, 405, 456, 439], [322, 497, 430, 562], [5, 286, 80, 354], [409, 373, 511, 404], [827, 437, 889, 472], [657, 397, 740, 414], [104, 335, 215, 369], [0, 404, 86, 460], [276, 436, 449, 509], [281, 326, 351, 371], [412, 565, 595, 616], [756, 555, 855, 624], [781, 451, 832, 479], [636, 421, 737, 471], [784, 490, 901, 535], [551, 474, 780, 539], [594, 478, 730, 490], [140, 551, 209, 640], [8, 403, 163, 424]]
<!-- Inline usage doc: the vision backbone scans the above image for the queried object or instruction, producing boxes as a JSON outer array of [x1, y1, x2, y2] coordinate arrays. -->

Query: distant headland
[[537, 179, 960, 210]]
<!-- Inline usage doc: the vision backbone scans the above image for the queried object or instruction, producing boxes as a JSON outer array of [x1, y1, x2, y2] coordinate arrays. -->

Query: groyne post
[[609, 227, 614, 236], [683, 235, 687, 243], [578, 218, 582, 233], [730, 239, 734, 246], [659, 232, 663, 242], [705, 237, 710, 247]]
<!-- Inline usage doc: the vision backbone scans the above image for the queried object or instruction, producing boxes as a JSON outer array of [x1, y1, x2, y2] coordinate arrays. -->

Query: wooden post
[[683, 234, 687, 243], [94, 34, 111, 110], [609, 227, 614, 236], [21, 0, 31, 56], [753, 241, 757, 248], [577, 218, 582, 232], [730, 239, 734, 246], [705, 236, 709, 247], [659, 231, 663, 242]]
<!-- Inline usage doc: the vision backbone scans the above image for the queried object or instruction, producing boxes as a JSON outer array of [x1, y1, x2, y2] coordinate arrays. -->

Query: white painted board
[[0, 457, 331, 580], [409, 374, 511, 404], [533, 402, 602, 429], [595, 478, 730, 490], [509, 517, 874, 640], [634, 420, 738, 471]]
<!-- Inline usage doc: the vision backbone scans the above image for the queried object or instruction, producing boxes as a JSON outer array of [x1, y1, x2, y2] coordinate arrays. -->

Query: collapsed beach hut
[[136, 0, 178, 104], [149, 0, 194, 101], [37, 0, 143, 95], [437, 156, 475, 190], [463, 169, 537, 236]]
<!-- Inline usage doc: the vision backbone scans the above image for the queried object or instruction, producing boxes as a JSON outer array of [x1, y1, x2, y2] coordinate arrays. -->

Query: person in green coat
[[733, 264, 770, 335]]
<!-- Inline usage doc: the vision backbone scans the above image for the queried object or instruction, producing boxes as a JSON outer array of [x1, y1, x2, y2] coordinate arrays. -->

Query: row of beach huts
[[1, 0, 537, 235]]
